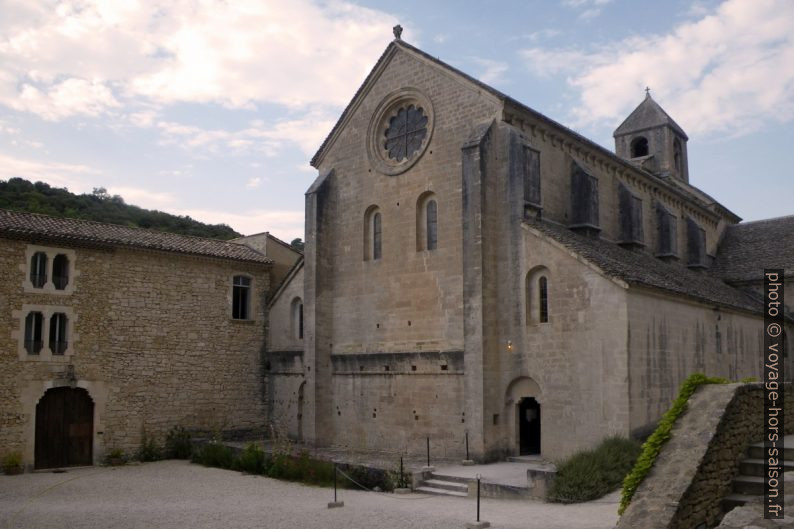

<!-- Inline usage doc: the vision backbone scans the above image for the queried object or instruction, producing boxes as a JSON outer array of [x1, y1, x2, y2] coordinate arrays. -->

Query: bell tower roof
[[613, 92, 688, 140]]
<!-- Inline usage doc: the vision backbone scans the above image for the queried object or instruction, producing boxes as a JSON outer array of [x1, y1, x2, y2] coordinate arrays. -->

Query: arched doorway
[[519, 397, 541, 455], [35, 387, 94, 469], [506, 376, 542, 456]]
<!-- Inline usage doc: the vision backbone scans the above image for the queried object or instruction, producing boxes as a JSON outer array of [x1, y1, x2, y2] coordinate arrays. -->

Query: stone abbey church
[[2, 36, 792, 471]]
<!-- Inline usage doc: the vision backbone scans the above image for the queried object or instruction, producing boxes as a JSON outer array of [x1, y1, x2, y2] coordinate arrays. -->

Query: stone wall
[[617, 382, 794, 529], [308, 44, 502, 455], [0, 238, 270, 467], [626, 290, 772, 437]]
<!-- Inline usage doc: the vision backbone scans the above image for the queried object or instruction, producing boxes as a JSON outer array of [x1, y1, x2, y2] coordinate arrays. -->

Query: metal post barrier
[[476, 474, 480, 522], [327, 462, 344, 508]]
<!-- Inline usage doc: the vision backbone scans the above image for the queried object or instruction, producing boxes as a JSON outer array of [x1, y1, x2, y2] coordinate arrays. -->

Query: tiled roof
[[711, 216, 794, 282], [0, 209, 272, 264], [525, 218, 764, 315]]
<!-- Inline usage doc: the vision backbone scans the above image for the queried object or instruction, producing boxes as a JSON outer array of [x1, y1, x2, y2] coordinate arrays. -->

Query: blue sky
[[1, 0, 792, 241]]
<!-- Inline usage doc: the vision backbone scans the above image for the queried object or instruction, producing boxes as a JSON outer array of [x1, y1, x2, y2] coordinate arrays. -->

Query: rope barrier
[[334, 466, 438, 501]]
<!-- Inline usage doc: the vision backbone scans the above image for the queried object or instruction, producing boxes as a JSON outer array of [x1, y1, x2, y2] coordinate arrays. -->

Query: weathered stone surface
[[617, 383, 794, 529], [1, 238, 270, 466]]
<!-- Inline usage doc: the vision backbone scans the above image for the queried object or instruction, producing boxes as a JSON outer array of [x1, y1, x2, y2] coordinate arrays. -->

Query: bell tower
[[613, 90, 689, 182]]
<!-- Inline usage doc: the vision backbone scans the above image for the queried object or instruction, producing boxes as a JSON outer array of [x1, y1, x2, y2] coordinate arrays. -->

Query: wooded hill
[[0, 178, 241, 240]]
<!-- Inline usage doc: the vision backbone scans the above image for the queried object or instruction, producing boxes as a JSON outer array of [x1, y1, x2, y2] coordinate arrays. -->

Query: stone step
[[739, 458, 794, 477], [426, 473, 472, 485], [506, 455, 544, 463], [747, 443, 794, 460], [422, 479, 469, 493], [732, 475, 765, 496], [722, 493, 759, 511], [415, 485, 469, 497]]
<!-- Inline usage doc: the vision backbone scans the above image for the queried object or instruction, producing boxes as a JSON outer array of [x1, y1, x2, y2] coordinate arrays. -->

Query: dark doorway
[[35, 387, 94, 469], [519, 397, 541, 455]]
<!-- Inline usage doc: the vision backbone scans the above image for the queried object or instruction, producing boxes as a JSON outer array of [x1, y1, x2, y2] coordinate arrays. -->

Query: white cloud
[[246, 177, 262, 189], [175, 207, 305, 241], [107, 186, 176, 208], [562, 0, 613, 19], [0, 0, 401, 120], [152, 109, 336, 158], [0, 153, 99, 192], [520, 48, 595, 77], [473, 58, 509, 85], [11, 78, 121, 121], [522, 0, 794, 137]]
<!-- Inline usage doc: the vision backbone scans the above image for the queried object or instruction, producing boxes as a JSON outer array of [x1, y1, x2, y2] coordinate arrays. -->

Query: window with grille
[[232, 275, 251, 320], [24, 312, 43, 354], [49, 313, 68, 355], [30, 252, 47, 288]]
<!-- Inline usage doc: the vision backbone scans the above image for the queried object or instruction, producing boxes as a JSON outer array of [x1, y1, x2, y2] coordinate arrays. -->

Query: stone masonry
[[0, 232, 270, 468]]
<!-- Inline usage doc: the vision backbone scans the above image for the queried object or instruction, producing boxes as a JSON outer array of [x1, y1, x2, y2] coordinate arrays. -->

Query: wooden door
[[35, 387, 94, 469]]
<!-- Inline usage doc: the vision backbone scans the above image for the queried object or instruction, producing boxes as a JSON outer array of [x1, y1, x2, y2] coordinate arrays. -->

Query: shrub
[[549, 436, 641, 503], [192, 441, 234, 469], [340, 464, 393, 491], [618, 373, 729, 515], [2, 451, 23, 474], [137, 432, 163, 462], [165, 426, 193, 459], [391, 467, 411, 489], [236, 443, 267, 474], [266, 451, 335, 486]]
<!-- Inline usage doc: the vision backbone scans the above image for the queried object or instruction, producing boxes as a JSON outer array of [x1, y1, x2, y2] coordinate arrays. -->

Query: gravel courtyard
[[0, 460, 619, 529]]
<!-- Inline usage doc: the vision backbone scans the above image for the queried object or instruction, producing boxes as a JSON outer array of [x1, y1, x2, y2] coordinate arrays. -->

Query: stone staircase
[[722, 440, 794, 510], [415, 474, 470, 497]]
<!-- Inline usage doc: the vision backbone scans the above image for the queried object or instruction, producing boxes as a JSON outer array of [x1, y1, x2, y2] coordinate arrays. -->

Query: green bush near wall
[[618, 373, 730, 515], [549, 436, 642, 503]]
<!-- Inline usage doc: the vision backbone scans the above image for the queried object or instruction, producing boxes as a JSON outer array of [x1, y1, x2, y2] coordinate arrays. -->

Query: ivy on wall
[[618, 373, 730, 515]]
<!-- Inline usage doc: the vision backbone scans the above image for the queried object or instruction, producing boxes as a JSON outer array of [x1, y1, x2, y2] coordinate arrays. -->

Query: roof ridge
[[0, 207, 247, 247], [731, 214, 794, 226], [0, 208, 271, 264]]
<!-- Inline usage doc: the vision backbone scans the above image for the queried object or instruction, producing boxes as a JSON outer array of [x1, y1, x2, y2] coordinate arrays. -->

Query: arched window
[[364, 206, 382, 261], [53, 254, 69, 290], [232, 275, 251, 320], [426, 200, 438, 251], [416, 192, 439, 251], [292, 297, 304, 341], [30, 251, 47, 288], [49, 312, 68, 355], [526, 267, 550, 324], [373, 213, 382, 260], [673, 138, 682, 174], [630, 137, 649, 157]]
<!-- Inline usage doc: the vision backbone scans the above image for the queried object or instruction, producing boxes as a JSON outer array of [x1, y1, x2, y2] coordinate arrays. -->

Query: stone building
[[266, 36, 793, 462], [0, 210, 297, 470]]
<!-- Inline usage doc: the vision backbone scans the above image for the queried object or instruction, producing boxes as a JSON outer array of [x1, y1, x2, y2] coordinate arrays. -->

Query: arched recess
[[291, 297, 303, 341], [630, 136, 649, 157], [416, 191, 438, 251], [506, 376, 543, 456], [363, 205, 382, 261], [525, 266, 550, 325], [35, 386, 94, 469]]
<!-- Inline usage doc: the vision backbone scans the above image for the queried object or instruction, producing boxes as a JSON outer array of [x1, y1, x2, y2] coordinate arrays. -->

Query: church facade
[[265, 37, 792, 462]]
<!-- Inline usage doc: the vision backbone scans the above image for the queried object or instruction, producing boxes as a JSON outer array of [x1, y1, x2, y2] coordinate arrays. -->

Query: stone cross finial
[[393, 24, 403, 40], [645, 86, 651, 97]]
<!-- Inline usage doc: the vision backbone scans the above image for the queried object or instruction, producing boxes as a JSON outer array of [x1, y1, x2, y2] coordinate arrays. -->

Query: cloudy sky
[[1, 0, 792, 240]]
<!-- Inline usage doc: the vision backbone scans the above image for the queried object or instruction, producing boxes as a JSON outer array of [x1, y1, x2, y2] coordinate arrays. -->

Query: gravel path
[[0, 460, 619, 529]]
